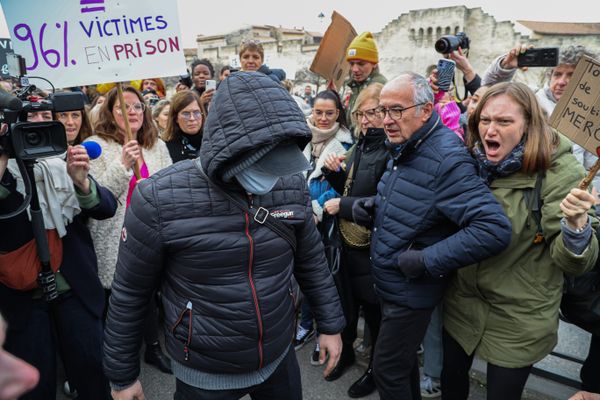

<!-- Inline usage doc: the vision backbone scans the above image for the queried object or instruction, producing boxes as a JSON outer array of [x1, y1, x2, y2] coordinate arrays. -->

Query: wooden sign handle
[[579, 157, 600, 190], [116, 82, 141, 180]]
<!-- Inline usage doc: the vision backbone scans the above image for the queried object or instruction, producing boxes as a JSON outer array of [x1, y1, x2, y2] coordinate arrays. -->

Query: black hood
[[200, 71, 311, 181]]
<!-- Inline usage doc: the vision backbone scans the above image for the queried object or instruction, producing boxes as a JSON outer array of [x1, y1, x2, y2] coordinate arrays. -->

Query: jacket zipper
[[170, 301, 193, 361], [244, 198, 264, 369]]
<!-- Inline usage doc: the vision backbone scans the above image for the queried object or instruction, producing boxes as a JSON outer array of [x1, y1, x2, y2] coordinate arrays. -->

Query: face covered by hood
[[200, 71, 312, 183]]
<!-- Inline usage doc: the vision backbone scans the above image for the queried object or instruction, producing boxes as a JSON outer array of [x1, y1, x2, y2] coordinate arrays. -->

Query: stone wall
[[193, 6, 600, 91]]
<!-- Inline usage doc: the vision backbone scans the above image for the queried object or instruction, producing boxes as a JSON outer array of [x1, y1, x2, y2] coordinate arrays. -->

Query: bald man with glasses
[[351, 73, 512, 399]]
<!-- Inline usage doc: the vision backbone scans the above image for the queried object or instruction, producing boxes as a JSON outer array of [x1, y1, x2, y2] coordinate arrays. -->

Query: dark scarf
[[473, 140, 525, 184]]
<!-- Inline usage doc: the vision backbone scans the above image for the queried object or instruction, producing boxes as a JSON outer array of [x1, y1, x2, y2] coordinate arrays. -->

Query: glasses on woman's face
[[313, 110, 337, 119], [179, 110, 203, 121], [352, 107, 380, 122], [114, 102, 145, 115]]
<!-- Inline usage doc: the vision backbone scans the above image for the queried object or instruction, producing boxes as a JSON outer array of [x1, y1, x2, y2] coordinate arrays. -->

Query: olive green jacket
[[444, 135, 598, 368], [345, 70, 387, 129]]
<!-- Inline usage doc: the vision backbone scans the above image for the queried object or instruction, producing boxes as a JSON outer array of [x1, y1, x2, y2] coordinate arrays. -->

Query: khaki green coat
[[444, 135, 598, 368]]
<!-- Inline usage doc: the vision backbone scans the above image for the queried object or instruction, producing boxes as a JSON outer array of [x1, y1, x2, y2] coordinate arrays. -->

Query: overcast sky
[[0, 0, 596, 48]]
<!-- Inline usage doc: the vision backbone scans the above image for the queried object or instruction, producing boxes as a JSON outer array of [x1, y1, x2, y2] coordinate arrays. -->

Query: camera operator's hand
[[449, 47, 476, 83], [121, 140, 141, 171], [500, 44, 533, 70], [67, 145, 91, 194], [428, 69, 440, 93], [200, 89, 215, 107]]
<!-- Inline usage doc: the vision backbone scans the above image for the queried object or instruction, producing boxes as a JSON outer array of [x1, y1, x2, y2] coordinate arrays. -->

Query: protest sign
[[0, 0, 188, 88], [0, 38, 13, 78], [550, 55, 600, 155], [310, 11, 357, 90]]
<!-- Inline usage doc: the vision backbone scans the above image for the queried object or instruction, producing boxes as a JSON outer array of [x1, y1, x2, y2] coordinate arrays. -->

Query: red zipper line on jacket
[[245, 211, 264, 369], [171, 301, 193, 361]]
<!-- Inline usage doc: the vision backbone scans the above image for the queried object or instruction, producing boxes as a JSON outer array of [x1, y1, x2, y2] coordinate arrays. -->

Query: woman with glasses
[[84, 85, 173, 374], [294, 90, 353, 364], [319, 83, 387, 398], [163, 91, 205, 163]]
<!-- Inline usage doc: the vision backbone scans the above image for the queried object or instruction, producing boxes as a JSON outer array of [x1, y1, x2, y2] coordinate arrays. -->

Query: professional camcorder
[[0, 53, 85, 161], [435, 32, 470, 54], [0, 53, 86, 302]]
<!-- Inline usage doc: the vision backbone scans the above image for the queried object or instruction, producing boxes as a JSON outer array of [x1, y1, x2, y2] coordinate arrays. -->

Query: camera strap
[[194, 159, 297, 254]]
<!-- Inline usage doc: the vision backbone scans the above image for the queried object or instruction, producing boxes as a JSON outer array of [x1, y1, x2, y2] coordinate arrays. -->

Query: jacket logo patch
[[270, 210, 294, 219], [121, 227, 127, 242]]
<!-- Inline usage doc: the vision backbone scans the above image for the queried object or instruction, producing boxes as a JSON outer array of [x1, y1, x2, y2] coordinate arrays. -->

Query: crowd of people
[[0, 26, 599, 400]]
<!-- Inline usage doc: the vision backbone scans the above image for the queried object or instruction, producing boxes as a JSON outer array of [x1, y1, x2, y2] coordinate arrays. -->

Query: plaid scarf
[[473, 140, 525, 184]]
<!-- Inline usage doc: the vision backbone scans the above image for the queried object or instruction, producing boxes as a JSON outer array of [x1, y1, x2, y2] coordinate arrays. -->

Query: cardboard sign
[[0, 38, 13, 78], [0, 0, 188, 88], [550, 56, 600, 155], [310, 11, 357, 90]]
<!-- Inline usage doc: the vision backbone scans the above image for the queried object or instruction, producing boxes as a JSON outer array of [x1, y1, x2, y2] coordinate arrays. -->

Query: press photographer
[[0, 83, 117, 399]]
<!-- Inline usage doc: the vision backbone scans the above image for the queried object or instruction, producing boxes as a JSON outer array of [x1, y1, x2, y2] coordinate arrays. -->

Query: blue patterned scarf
[[473, 140, 525, 184]]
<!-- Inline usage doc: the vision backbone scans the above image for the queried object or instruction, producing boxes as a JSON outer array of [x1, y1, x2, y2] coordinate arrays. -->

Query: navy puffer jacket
[[103, 72, 344, 386], [371, 111, 512, 309]]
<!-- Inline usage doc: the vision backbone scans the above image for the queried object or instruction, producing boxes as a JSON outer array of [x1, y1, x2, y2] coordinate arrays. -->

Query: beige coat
[[85, 135, 172, 289]]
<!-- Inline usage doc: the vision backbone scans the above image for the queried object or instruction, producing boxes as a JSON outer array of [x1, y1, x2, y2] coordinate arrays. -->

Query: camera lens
[[25, 130, 44, 146], [435, 38, 451, 54]]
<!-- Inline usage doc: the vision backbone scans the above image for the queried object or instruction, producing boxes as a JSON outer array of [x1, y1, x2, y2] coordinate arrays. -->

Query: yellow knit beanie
[[346, 32, 379, 64]]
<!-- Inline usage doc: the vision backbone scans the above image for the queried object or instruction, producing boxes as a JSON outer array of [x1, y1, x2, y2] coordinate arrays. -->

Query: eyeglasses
[[313, 110, 337, 119], [352, 107, 380, 121], [179, 110, 203, 121], [115, 102, 146, 115], [375, 103, 426, 120]]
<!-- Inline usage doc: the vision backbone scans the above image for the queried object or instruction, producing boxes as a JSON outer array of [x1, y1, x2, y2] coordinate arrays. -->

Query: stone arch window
[[445, 26, 451, 35], [418, 28, 424, 46], [436, 27, 442, 37], [427, 27, 433, 43], [455, 26, 460, 34], [410, 28, 416, 41]]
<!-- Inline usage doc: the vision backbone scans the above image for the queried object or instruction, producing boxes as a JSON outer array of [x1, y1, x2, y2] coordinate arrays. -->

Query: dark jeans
[[373, 299, 433, 400], [342, 301, 381, 360], [4, 291, 110, 400], [441, 329, 532, 400], [173, 348, 302, 400], [581, 334, 600, 393]]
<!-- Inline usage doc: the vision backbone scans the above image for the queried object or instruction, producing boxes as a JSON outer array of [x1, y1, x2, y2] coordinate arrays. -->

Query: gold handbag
[[338, 160, 371, 249]]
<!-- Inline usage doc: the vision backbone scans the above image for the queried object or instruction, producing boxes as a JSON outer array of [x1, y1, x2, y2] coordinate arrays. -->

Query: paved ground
[[56, 320, 589, 399]]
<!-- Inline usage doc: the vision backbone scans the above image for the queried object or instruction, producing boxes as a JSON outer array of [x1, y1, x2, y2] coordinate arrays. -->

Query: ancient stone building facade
[[194, 6, 600, 91]]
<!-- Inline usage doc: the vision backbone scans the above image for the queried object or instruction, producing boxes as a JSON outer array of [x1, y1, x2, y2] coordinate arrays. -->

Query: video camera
[[0, 53, 86, 302], [435, 32, 470, 54], [0, 54, 85, 161]]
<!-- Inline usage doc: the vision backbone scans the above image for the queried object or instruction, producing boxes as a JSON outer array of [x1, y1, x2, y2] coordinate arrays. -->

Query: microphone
[[81, 141, 102, 160], [0, 92, 23, 111]]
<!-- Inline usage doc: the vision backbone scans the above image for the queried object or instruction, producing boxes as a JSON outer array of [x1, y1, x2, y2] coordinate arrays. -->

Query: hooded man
[[104, 72, 345, 400]]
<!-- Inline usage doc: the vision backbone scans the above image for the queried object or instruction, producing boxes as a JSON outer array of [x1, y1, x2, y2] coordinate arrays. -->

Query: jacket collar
[[387, 111, 441, 161]]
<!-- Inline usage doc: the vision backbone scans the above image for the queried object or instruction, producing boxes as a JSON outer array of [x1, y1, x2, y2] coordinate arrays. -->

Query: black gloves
[[397, 250, 428, 279], [352, 196, 376, 228]]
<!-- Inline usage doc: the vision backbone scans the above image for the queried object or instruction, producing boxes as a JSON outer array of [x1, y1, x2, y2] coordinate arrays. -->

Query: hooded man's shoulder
[[137, 160, 206, 196]]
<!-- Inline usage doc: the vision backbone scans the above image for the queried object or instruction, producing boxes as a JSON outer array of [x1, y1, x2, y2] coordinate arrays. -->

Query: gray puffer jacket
[[103, 72, 345, 387]]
